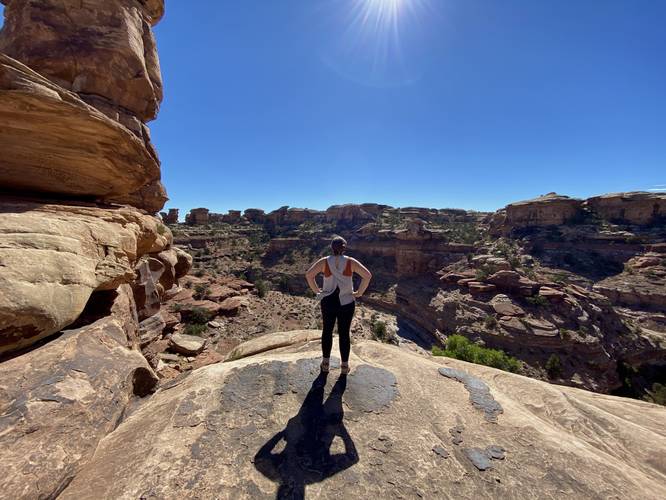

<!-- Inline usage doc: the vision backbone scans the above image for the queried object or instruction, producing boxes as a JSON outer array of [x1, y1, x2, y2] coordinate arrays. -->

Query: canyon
[[167, 192, 666, 397], [0, 2, 665, 498]]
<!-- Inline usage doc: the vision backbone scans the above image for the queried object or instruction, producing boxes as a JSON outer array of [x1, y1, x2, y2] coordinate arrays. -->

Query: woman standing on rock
[[305, 236, 372, 375]]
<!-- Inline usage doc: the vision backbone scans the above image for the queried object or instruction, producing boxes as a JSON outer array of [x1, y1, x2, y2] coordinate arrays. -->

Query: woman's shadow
[[254, 372, 359, 499]]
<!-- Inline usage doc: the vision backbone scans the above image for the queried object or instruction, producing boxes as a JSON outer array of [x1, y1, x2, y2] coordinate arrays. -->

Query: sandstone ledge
[[0, 54, 165, 212]]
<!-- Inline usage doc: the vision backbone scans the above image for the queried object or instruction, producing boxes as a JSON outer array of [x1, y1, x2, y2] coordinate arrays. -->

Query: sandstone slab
[[0, 316, 157, 500], [170, 333, 206, 356]]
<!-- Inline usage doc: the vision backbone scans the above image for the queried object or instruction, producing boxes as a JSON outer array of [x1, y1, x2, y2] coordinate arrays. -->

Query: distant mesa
[[166, 191, 666, 234]]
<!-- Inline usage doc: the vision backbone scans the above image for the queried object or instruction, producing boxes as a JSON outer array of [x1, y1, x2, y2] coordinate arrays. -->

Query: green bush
[[183, 323, 208, 337], [432, 335, 520, 373], [184, 306, 213, 325], [484, 315, 498, 329], [194, 283, 209, 299], [255, 279, 269, 298], [371, 320, 389, 342], [526, 295, 548, 307], [644, 383, 666, 406], [545, 354, 562, 378], [194, 269, 205, 277]]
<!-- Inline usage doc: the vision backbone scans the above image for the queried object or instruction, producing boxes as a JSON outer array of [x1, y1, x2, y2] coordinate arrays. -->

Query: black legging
[[320, 287, 355, 362]]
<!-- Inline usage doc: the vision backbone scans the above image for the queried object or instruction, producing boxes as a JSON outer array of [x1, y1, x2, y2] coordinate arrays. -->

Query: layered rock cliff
[[0, 3, 193, 497]]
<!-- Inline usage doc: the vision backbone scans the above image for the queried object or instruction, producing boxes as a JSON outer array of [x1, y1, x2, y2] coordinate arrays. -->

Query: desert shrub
[[183, 323, 207, 337], [475, 268, 490, 281], [184, 281, 193, 289], [484, 315, 498, 329], [194, 269, 205, 277], [432, 335, 520, 373], [278, 275, 291, 292], [644, 383, 666, 406], [255, 279, 269, 298], [552, 272, 569, 283], [545, 354, 562, 378], [184, 307, 213, 325], [371, 320, 388, 341], [172, 303, 183, 312], [194, 283, 209, 299], [526, 295, 548, 307]]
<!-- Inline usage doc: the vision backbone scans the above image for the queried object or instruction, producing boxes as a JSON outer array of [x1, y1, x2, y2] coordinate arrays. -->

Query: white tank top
[[317, 255, 355, 306]]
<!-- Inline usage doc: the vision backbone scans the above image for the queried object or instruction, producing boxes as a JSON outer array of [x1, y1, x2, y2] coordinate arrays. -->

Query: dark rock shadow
[[253, 372, 359, 499]]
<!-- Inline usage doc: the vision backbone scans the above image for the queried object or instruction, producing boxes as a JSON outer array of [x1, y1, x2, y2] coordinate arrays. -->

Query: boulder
[[178, 300, 221, 322], [491, 295, 525, 316], [487, 271, 539, 296], [522, 318, 559, 337], [218, 296, 247, 316], [169, 333, 206, 356], [0, 198, 170, 354], [207, 284, 239, 302], [539, 286, 566, 303], [174, 247, 194, 279], [58, 332, 666, 499], [0, 54, 164, 211], [0, 316, 158, 500]]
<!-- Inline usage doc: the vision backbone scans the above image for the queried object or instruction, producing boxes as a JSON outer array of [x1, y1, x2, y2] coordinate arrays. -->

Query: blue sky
[[2, 1, 665, 213]]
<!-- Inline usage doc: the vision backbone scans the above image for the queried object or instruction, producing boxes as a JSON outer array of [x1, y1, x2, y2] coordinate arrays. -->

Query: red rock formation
[[325, 204, 375, 224], [161, 208, 179, 224], [185, 208, 210, 225], [244, 208, 266, 223], [490, 193, 582, 235], [585, 192, 666, 225]]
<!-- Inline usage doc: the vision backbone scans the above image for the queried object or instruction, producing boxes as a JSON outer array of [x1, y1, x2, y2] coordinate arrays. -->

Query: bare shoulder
[[349, 256, 371, 273], [306, 257, 327, 274]]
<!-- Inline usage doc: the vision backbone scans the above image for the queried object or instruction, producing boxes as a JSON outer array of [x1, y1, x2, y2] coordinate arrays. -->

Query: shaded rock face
[[57, 334, 666, 499], [0, 0, 164, 122], [0, 316, 157, 500], [0, 54, 164, 210]]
